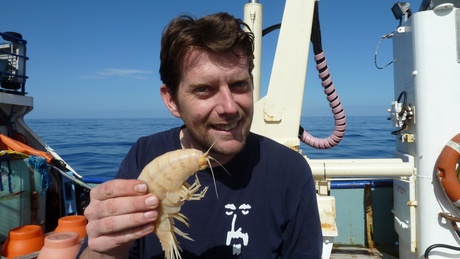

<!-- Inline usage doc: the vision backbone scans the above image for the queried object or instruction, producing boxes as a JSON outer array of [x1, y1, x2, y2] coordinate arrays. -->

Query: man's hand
[[81, 179, 158, 258]]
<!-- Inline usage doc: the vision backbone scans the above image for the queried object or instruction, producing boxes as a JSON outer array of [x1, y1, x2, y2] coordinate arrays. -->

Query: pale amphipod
[[138, 147, 216, 259]]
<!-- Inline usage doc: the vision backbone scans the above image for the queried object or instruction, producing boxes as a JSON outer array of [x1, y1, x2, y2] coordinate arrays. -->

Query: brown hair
[[159, 12, 254, 99]]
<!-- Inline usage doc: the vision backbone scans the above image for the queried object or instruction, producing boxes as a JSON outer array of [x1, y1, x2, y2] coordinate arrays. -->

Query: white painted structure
[[245, 0, 460, 258], [392, 4, 460, 258]]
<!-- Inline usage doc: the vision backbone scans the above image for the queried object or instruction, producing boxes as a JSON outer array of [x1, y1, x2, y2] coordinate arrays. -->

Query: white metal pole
[[309, 158, 414, 179], [244, 1, 263, 102]]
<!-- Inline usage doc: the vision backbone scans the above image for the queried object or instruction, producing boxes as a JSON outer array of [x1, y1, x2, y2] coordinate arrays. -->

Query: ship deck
[[330, 245, 398, 259]]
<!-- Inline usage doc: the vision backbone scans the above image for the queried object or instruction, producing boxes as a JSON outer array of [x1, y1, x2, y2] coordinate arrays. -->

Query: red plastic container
[[54, 215, 87, 239], [1, 225, 44, 258]]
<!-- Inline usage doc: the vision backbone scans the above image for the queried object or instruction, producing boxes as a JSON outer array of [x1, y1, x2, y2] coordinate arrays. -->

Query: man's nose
[[216, 87, 238, 115]]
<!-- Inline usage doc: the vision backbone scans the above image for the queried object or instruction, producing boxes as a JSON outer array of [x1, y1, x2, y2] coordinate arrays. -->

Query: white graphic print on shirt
[[225, 203, 251, 255]]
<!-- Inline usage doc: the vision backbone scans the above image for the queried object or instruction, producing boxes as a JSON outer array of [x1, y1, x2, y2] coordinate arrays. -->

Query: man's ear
[[160, 84, 181, 118]]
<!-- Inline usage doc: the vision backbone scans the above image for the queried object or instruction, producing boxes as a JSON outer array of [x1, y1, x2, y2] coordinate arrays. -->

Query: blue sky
[[2, 0, 422, 119]]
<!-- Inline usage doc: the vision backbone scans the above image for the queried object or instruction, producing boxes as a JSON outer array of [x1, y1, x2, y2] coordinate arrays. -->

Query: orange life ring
[[437, 133, 460, 207]]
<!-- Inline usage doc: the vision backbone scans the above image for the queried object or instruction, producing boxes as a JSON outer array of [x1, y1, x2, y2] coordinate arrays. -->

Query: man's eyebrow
[[230, 75, 251, 82], [188, 82, 209, 88]]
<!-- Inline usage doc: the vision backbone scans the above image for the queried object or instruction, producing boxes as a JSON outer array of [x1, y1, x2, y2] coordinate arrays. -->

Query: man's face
[[161, 48, 253, 163]]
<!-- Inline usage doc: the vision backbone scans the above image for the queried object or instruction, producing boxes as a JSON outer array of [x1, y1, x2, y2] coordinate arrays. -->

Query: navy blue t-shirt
[[81, 126, 322, 258]]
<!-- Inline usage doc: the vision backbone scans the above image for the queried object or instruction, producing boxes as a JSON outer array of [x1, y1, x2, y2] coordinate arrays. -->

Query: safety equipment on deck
[[436, 133, 460, 207]]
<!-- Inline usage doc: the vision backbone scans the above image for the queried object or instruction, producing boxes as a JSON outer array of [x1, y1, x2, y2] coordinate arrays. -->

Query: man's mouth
[[213, 122, 238, 131]]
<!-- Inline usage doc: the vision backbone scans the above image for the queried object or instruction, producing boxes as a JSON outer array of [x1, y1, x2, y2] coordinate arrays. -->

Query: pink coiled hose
[[299, 51, 346, 149]]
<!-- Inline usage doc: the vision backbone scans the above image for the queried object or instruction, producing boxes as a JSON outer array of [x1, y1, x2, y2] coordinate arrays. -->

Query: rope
[[28, 155, 51, 195], [6, 160, 13, 193]]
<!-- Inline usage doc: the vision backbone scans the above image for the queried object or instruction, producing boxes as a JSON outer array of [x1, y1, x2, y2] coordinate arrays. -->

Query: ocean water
[[25, 116, 396, 179]]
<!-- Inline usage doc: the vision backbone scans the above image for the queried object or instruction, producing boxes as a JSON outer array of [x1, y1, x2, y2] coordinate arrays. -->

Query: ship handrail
[[0, 73, 28, 79], [0, 49, 30, 60], [0, 32, 27, 44]]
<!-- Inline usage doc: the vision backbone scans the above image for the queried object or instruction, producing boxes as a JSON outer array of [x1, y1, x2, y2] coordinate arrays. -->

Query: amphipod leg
[[180, 174, 208, 201]]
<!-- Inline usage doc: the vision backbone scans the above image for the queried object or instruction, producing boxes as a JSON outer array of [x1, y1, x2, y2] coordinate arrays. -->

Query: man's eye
[[233, 81, 246, 87], [193, 86, 213, 97], [231, 81, 250, 92], [196, 87, 208, 93]]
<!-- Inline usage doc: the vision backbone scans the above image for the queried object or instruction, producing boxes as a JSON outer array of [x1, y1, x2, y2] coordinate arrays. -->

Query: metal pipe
[[53, 166, 93, 190], [331, 180, 393, 189], [82, 177, 112, 184], [244, 1, 263, 101], [308, 158, 414, 179]]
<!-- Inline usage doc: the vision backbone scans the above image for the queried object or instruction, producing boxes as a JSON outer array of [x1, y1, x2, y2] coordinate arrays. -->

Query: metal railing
[[0, 32, 29, 95]]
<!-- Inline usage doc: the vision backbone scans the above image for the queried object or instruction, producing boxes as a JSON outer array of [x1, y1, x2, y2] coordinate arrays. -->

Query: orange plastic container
[[54, 215, 87, 239], [37, 232, 81, 259], [1, 225, 44, 258]]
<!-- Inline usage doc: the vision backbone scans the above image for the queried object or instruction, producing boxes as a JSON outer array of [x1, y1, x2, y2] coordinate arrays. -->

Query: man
[[78, 12, 322, 258]]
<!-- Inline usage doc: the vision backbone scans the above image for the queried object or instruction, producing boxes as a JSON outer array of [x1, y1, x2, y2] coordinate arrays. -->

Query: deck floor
[[330, 246, 398, 259]]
